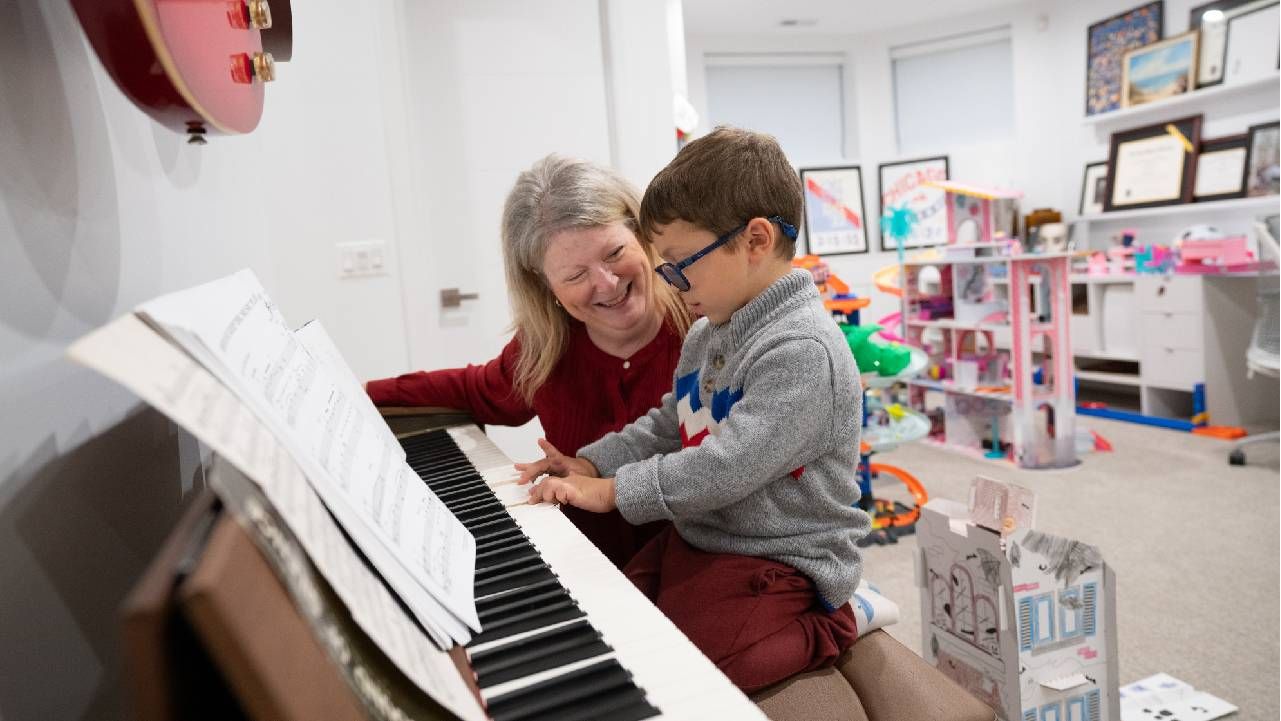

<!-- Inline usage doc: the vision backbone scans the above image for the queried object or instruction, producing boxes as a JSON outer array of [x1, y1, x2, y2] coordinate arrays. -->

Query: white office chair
[[1229, 223, 1281, 466]]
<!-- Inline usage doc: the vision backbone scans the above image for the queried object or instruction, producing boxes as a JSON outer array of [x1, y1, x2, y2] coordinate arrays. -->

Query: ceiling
[[682, 0, 1030, 36]]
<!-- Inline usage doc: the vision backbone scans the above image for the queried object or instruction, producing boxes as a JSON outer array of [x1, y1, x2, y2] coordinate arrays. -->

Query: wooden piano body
[[122, 409, 993, 721]]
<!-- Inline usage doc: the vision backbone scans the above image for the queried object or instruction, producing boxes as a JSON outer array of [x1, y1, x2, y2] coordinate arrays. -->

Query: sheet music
[[66, 315, 487, 721], [136, 271, 478, 636], [293, 319, 404, 461]]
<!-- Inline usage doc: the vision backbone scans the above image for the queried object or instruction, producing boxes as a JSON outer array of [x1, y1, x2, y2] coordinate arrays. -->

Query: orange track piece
[[867, 462, 928, 529], [1192, 425, 1248, 439]]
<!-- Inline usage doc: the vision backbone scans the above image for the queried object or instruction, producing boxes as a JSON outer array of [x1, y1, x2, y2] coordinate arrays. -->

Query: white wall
[[0, 0, 416, 718], [391, 0, 682, 460], [686, 0, 1281, 330]]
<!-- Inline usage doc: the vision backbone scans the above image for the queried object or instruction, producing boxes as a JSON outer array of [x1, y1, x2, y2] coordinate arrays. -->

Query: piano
[[405, 423, 768, 721], [124, 418, 768, 721]]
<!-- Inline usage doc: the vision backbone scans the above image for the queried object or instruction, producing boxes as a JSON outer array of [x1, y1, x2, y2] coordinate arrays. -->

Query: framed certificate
[[877, 156, 950, 251], [1245, 121, 1280, 197], [799, 165, 869, 256], [1189, 0, 1274, 87], [1104, 115, 1202, 211], [1080, 161, 1110, 215], [1224, 2, 1281, 85], [1193, 135, 1248, 201]]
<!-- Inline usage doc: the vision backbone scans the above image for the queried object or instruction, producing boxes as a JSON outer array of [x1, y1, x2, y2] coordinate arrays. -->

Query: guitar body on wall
[[70, 0, 292, 143]]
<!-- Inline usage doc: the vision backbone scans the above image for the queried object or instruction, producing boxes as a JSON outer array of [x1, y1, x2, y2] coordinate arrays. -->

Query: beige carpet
[[863, 417, 1279, 719]]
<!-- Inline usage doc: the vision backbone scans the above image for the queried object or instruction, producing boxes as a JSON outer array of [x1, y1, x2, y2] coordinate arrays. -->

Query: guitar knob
[[248, 0, 273, 30], [252, 52, 277, 83]]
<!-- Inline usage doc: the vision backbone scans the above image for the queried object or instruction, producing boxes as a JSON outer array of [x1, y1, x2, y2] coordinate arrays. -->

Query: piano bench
[[750, 630, 995, 721]]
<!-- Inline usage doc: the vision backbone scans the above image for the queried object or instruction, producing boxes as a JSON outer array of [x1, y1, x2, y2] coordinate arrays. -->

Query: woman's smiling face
[[542, 221, 655, 338]]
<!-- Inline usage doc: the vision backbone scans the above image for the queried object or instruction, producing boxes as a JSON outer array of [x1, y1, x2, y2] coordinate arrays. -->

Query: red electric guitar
[[70, 0, 293, 143]]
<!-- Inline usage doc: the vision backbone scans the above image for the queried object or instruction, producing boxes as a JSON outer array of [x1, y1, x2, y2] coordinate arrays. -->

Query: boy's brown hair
[[639, 126, 803, 258]]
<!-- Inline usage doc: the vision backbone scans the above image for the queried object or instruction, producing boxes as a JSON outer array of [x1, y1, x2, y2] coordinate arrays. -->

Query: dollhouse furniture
[[902, 182, 1077, 469]]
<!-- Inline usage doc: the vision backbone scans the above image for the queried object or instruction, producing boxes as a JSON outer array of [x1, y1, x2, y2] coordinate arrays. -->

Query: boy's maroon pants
[[623, 525, 859, 693]]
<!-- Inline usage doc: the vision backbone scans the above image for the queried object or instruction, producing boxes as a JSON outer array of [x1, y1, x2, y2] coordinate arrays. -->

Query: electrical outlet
[[337, 239, 388, 278]]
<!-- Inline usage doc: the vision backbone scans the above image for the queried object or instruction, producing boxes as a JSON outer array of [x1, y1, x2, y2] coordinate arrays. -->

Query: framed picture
[[1080, 161, 1110, 215], [1104, 115, 1202, 211], [877, 156, 949, 252], [1086, 1, 1164, 116], [799, 165, 869, 256], [1224, 2, 1281, 85], [1245, 121, 1280, 197], [1121, 32, 1198, 107], [1193, 135, 1248, 201], [1188, 0, 1275, 87]]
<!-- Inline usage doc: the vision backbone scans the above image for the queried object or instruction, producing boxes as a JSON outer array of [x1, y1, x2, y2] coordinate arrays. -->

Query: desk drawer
[[1140, 311, 1203, 351], [1137, 276, 1201, 313], [1141, 343, 1204, 389]]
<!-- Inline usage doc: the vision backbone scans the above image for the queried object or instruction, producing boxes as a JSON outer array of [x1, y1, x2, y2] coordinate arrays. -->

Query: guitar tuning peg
[[248, 0, 273, 30], [252, 52, 276, 83]]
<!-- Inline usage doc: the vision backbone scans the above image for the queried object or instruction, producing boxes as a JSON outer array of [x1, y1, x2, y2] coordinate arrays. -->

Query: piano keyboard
[[399, 426, 768, 721]]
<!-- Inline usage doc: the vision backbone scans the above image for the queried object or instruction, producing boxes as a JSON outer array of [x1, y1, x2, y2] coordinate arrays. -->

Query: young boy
[[521, 126, 870, 692]]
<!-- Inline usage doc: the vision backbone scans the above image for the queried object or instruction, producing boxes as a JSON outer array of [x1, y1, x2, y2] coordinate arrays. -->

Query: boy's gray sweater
[[580, 269, 870, 610]]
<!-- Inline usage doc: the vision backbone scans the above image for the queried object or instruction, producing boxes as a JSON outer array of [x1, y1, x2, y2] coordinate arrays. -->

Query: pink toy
[[1176, 235, 1255, 273]]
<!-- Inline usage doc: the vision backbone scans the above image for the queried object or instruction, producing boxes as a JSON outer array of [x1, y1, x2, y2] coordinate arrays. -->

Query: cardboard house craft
[[915, 477, 1119, 721]]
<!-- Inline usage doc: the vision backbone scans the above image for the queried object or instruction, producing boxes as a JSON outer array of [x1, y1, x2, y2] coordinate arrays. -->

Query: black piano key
[[475, 556, 546, 581], [474, 576, 561, 606], [521, 688, 659, 721], [470, 516, 521, 534], [477, 587, 569, 624], [474, 566, 557, 598], [470, 620, 603, 682], [432, 484, 489, 502], [468, 601, 585, 647], [476, 637, 611, 688], [455, 508, 510, 527], [447, 495, 505, 515], [484, 659, 635, 721], [474, 528, 528, 553], [476, 548, 541, 574]]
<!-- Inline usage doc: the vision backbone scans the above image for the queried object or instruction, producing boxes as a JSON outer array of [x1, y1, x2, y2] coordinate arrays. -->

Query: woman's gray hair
[[500, 154, 690, 402]]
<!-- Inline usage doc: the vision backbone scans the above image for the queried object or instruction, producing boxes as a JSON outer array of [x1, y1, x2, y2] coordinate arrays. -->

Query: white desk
[[1070, 273, 1279, 428]]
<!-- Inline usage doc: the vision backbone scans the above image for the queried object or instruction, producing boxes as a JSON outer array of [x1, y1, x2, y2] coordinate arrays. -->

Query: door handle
[[440, 288, 479, 308]]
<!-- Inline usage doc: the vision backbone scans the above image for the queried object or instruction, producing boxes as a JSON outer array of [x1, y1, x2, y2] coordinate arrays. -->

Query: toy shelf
[[908, 378, 1060, 403], [907, 317, 1053, 335], [904, 252, 1073, 267], [1081, 71, 1279, 130]]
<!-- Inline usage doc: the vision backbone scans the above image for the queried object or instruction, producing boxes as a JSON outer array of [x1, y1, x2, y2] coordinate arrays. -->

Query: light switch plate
[[337, 239, 388, 278]]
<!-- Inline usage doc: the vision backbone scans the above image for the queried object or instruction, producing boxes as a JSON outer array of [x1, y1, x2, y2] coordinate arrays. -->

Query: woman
[[367, 155, 692, 568]]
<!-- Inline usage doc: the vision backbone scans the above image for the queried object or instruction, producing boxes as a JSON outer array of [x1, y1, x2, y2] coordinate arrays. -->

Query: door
[[381, 0, 615, 460]]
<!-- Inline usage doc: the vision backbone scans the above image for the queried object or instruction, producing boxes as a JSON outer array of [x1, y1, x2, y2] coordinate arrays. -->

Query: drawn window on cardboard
[[931, 562, 1002, 656]]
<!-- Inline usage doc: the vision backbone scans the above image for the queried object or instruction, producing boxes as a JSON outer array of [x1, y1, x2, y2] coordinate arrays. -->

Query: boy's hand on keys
[[514, 438, 598, 484], [527, 473, 617, 513]]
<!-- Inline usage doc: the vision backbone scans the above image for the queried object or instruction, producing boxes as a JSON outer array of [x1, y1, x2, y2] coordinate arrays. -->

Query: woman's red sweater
[[367, 320, 682, 567]]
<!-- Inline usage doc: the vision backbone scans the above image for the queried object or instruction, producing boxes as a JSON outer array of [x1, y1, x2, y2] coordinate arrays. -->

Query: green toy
[[841, 324, 912, 376]]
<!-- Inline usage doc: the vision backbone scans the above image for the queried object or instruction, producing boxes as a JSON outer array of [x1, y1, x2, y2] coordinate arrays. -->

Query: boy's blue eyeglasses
[[654, 215, 798, 292]]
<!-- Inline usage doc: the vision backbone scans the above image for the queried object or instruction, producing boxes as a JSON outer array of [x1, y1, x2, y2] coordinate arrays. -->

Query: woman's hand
[[528, 473, 617, 513], [514, 438, 599, 484]]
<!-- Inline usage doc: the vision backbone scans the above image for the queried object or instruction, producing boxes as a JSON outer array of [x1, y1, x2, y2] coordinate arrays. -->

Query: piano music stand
[[121, 483, 479, 721]]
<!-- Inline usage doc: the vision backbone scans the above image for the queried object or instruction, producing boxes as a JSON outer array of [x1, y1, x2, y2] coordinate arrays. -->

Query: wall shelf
[[1081, 72, 1280, 131], [1076, 195, 1279, 224]]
